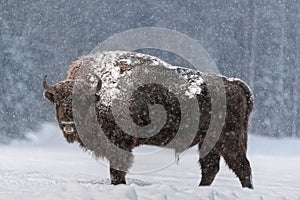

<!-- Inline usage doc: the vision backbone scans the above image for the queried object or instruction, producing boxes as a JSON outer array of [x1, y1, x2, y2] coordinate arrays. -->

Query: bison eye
[[65, 97, 72, 104]]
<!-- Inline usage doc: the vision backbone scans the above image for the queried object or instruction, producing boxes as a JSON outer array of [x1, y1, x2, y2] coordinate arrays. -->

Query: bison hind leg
[[199, 148, 221, 186], [221, 144, 253, 189]]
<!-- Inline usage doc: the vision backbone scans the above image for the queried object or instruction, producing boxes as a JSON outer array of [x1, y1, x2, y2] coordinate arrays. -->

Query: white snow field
[[0, 123, 300, 200]]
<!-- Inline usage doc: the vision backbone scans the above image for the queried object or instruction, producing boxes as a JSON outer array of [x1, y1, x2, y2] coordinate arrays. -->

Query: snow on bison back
[[43, 51, 254, 189]]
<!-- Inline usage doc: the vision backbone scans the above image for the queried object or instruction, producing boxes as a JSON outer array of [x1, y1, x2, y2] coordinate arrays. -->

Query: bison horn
[[43, 75, 55, 93]]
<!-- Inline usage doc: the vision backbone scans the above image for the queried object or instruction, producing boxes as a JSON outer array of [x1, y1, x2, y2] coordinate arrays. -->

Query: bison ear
[[44, 91, 55, 103]]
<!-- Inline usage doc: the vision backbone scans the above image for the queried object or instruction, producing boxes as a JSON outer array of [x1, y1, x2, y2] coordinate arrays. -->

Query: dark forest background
[[0, 0, 299, 143]]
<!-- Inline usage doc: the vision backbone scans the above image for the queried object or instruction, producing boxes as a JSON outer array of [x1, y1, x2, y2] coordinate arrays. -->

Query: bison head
[[43, 75, 102, 143]]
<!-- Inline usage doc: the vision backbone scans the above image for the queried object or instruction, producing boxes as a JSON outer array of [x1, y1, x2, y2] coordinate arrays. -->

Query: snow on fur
[[67, 51, 205, 105]]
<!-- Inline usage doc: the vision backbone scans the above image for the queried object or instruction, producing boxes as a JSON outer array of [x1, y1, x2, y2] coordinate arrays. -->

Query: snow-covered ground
[[0, 123, 299, 200]]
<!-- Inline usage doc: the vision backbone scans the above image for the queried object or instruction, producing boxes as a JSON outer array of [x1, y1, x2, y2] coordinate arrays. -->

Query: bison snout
[[61, 121, 76, 135]]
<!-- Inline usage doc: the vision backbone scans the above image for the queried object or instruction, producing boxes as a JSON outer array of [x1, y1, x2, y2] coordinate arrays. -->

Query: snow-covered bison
[[43, 51, 254, 189]]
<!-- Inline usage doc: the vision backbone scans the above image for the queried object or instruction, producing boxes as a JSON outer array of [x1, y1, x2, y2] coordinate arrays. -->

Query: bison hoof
[[110, 177, 126, 185], [111, 179, 126, 185]]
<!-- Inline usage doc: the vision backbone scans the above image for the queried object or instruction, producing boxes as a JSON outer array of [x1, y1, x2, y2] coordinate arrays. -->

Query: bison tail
[[229, 78, 254, 150]]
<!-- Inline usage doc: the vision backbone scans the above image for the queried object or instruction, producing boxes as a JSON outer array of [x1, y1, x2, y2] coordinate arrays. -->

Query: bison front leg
[[108, 152, 134, 185], [110, 167, 127, 185]]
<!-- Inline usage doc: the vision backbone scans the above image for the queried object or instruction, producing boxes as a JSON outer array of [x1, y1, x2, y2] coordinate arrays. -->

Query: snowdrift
[[0, 123, 299, 200]]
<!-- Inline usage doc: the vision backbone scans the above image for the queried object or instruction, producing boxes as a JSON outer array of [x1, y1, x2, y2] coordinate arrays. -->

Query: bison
[[43, 51, 254, 189]]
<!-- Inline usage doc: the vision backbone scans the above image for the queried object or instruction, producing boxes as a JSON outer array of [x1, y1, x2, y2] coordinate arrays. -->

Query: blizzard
[[0, 123, 299, 200]]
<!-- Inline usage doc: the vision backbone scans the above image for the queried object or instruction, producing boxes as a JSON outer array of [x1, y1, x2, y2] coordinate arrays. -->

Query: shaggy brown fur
[[43, 51, 254, 189]]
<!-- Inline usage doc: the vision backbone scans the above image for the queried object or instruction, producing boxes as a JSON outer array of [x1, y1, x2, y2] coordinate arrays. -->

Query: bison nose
[[61, 121, 76, 134], [63, 125, 75, 134]]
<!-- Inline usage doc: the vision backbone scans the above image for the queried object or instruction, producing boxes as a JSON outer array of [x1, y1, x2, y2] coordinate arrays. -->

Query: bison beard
[[43, 51, 254, 189]]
